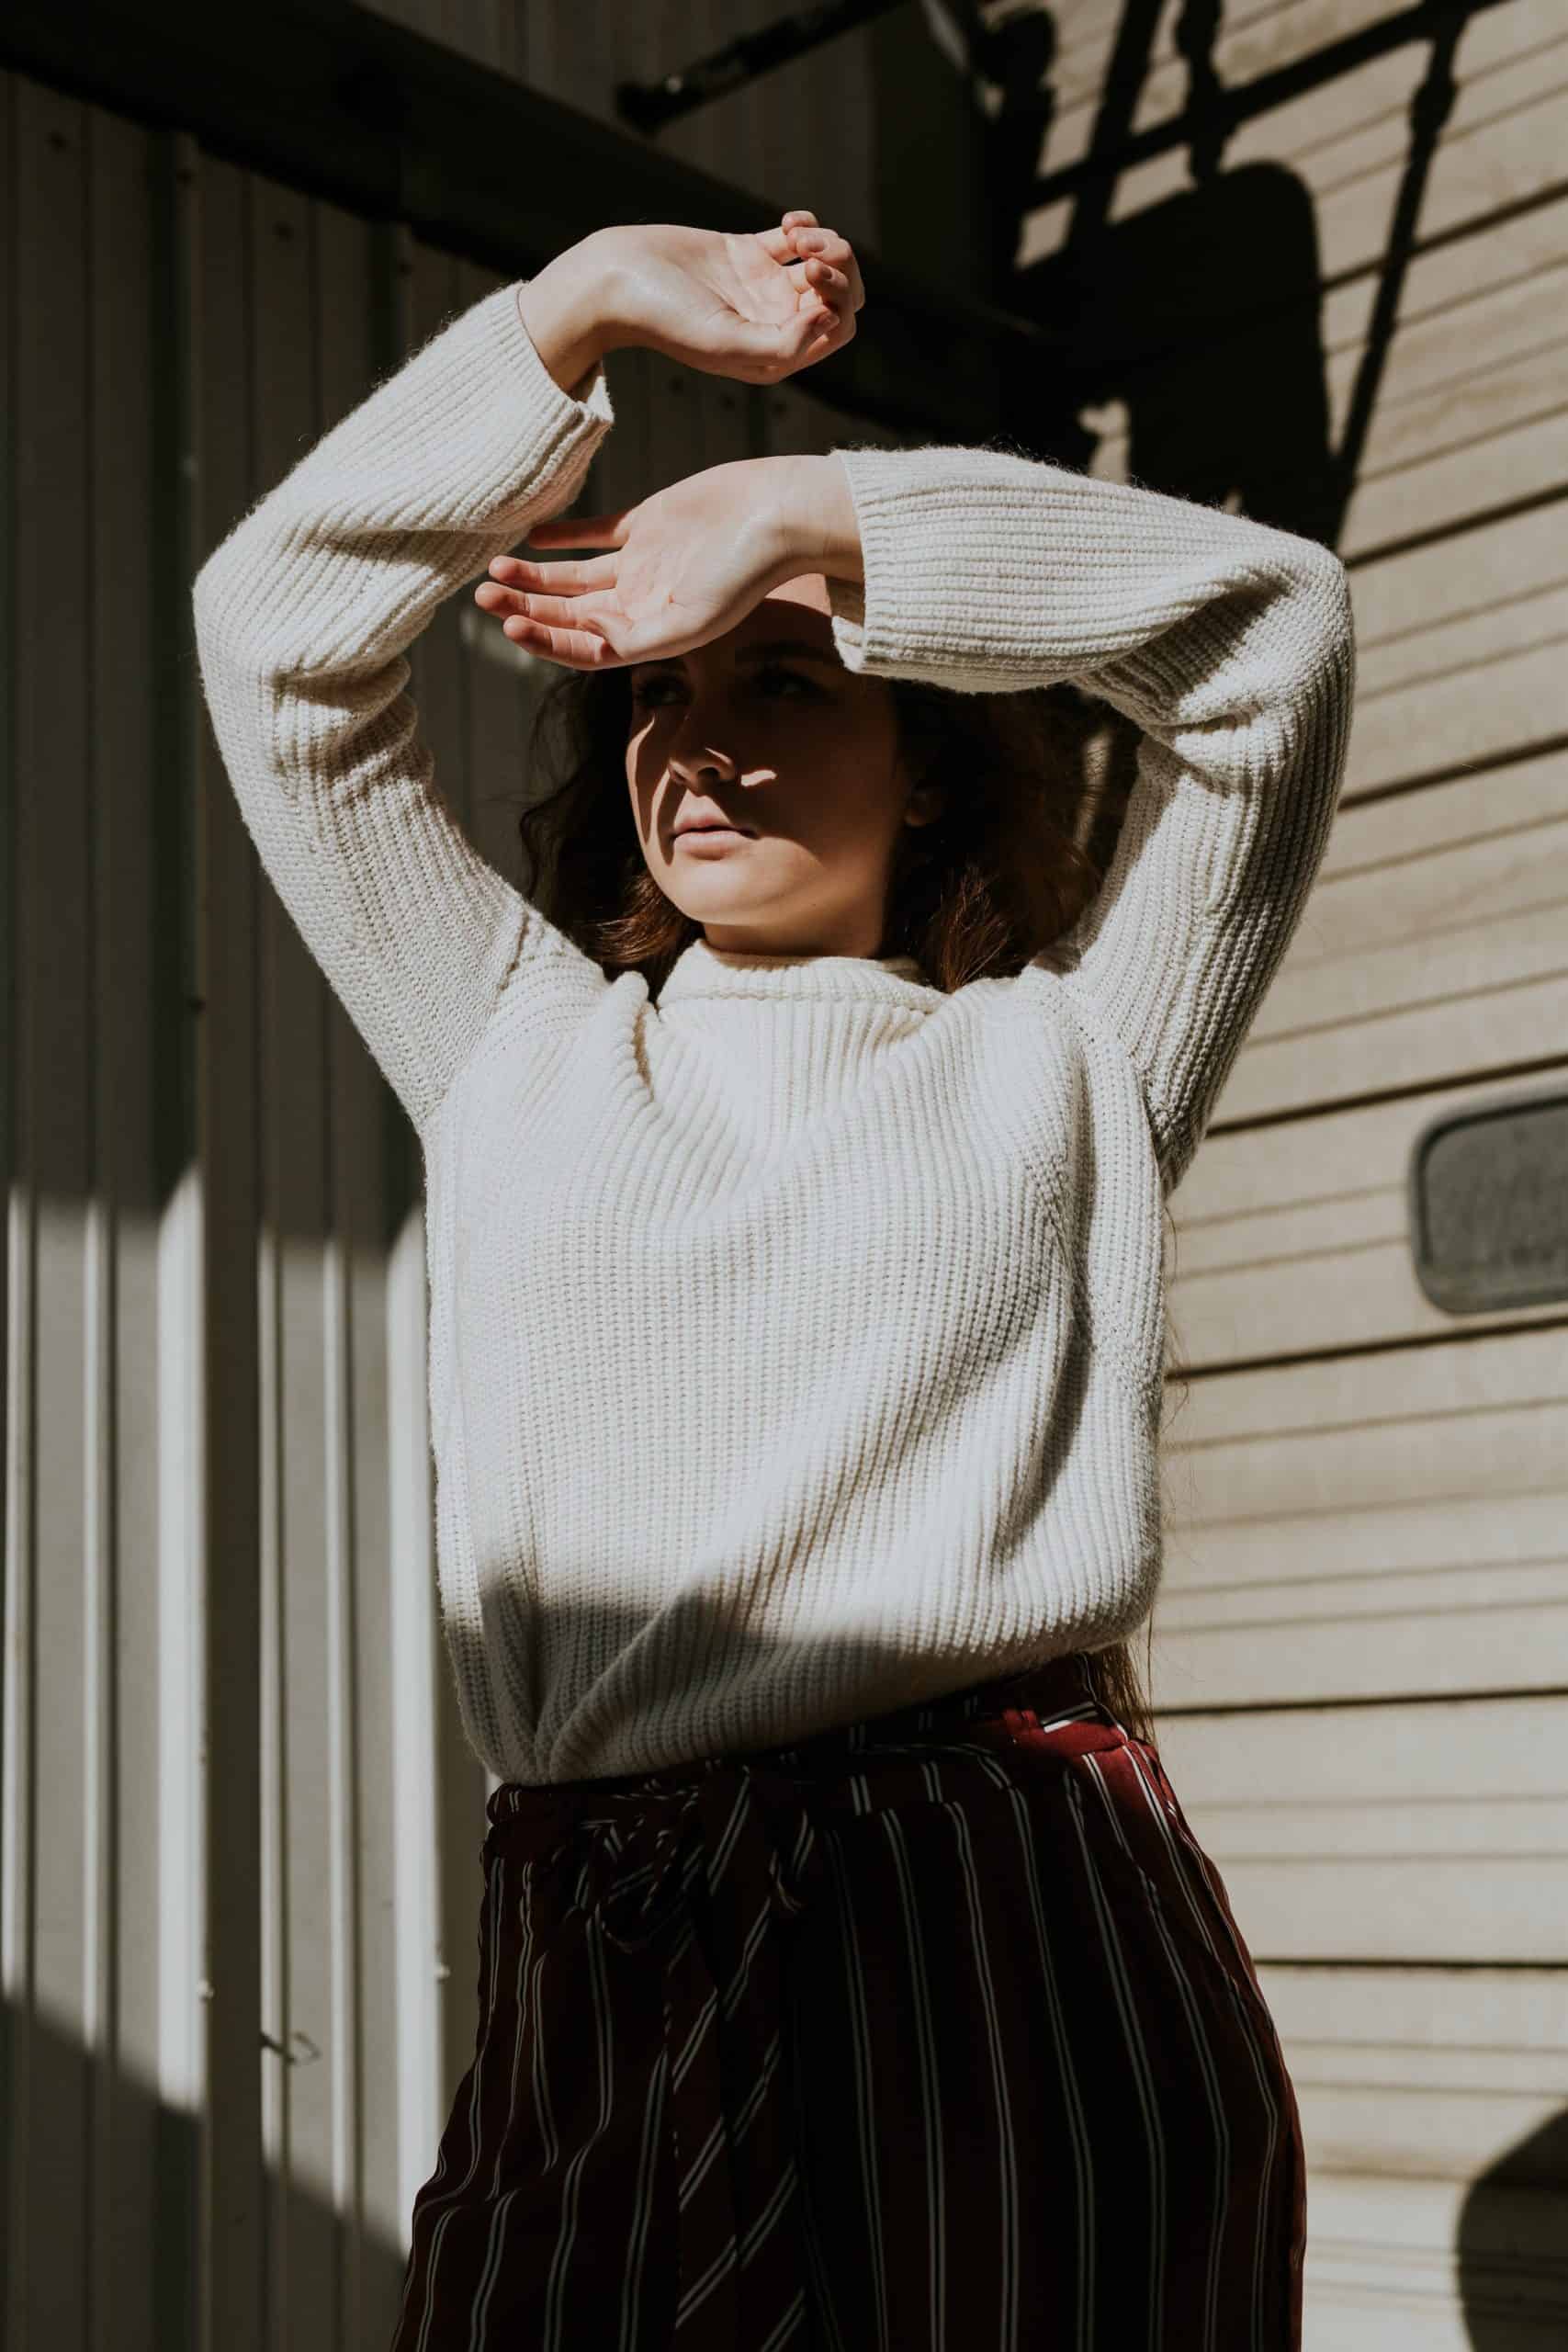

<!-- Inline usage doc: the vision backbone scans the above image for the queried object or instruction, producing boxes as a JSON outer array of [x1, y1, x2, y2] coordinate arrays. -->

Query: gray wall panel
[[191, 139, 265, 2352], [93, 95, 163, 2352], [13, 65, 94, 2352], [0, 57, 925, 2346]]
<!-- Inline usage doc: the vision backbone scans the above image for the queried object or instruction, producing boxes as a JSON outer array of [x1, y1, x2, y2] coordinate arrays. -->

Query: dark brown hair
[[512, 661, 1180, 1749]]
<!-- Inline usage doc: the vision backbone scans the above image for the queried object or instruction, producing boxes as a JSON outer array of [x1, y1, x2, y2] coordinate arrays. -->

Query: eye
[[628, 665, 818, 707]]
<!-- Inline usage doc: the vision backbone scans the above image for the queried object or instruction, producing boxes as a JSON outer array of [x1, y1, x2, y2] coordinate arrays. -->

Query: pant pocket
[[1066, 1734, 1284, 2040]]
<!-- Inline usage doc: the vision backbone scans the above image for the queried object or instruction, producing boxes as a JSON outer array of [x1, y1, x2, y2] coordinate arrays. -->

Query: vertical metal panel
[[0, 74, 14, 2349], [454, 256, 535, 894], [357, 0, 935, 263], [91, 92, 164, 2352], [250, 169, 341, 2342], [315, 206, 423, 2325], [10, 67, 95, 2352], [393, 235, 494, 2141], [189, 138, 262, 2352], [377, 221, 449, 2276], [383, 1170, 443, 2258]]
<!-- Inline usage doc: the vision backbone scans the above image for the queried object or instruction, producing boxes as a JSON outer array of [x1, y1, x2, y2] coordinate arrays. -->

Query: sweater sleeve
[[191, 277, 615, 1138], [824, 443, 1356, 1195]]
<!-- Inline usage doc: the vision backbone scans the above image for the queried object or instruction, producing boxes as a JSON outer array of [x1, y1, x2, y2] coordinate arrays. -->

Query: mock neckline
[[656, 933, 932, 1008]]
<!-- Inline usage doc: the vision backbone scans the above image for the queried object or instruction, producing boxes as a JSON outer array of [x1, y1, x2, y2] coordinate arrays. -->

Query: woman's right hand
[[473, 455, 814, 671], [607, 212, 863, 382], [536, 212, 863, 390]]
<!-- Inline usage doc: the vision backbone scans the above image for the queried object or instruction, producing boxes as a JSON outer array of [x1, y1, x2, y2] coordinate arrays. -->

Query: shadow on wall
[[1457, 2113, 1568, 2348], [973, 0, 1472, 548], [963, 5, 1567, 2347], [3, 1996, 413, 2349]]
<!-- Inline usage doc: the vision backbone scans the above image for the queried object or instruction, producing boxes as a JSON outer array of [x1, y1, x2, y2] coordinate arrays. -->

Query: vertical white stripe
[[1120, 1751, 1292, 2351], [466, 1851, 540, 2341], [542, 1897, 616, 2350], [526, 1857, 559, 2173], [789, 1958, 852, 2352], [886, 1789, 948, 2346], [1082, 1752, 1232, 2348], [823, 1834, 890, 2346], [618, 2018, 669, 2348], [1062, 1767, 1167, 2350], [947, 1798, 1020, 2348], [413, 1849, 507, 2352], [1001, 1780, 1096, 2340]]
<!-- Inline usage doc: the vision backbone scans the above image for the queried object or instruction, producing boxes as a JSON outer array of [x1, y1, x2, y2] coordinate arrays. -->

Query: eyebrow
[[628, 638, 840, 673]]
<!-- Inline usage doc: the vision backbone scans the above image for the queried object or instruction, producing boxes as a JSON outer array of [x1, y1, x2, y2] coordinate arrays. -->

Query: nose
[[661, 688, 741, 785], [667, 735, 738, 785]]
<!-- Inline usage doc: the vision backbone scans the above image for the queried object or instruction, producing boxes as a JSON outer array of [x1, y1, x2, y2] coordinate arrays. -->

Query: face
[[625, 575, 944, 959]]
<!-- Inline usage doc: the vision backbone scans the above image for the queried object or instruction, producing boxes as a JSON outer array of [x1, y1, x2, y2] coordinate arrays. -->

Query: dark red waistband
[[488, 1649, 1108, 1826]]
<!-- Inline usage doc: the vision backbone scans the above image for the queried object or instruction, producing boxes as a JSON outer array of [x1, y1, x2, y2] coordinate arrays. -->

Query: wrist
[[514, 235, 626, 398], [755, 453, 864, 586]]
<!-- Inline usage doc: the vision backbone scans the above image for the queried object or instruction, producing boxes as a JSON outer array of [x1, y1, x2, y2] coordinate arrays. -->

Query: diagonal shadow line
[[1323, 3, 1475, 542], [1030, 0, 1518, 206], [1061, 0, 1165, 258]]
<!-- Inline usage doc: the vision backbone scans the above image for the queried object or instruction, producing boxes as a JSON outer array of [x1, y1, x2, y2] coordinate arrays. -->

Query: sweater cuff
[[504, 278, 615, 435], [491, 277, 615, 516], [822, 441, 1067, 691]]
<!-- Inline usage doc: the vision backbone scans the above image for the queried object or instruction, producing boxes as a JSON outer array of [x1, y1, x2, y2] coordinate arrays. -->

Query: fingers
[[475, 590, 618, 667], [487, 585, 615, 633], [753, 210, 864, 371], [513, 618, 617, 668], [486, 552, 615, 591], [788, 223, 864, 313], [755, 207, 818, 262], [523, 511, 629, 548], [799, 256, 849, 300], [475, 562, 626, 667]]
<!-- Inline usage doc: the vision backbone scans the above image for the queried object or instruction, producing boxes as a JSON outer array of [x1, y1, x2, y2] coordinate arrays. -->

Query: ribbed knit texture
[[192, 277, 1356, 1783]]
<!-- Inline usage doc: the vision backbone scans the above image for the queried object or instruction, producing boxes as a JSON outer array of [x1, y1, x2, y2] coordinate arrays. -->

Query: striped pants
[[389, 1653, 1306, 2350]]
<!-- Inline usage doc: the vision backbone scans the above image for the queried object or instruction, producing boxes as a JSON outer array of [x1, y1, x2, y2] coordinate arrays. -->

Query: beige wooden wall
[[1005, 1, 1568, 2345], [0, 66, 909, 2352]]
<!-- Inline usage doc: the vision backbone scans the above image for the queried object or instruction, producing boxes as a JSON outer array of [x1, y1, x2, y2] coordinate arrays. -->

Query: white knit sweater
[[192, 277, 1355, 1784]]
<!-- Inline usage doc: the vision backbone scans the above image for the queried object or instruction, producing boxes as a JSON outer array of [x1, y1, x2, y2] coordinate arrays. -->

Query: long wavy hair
[[508, 660, 1188, 1751]]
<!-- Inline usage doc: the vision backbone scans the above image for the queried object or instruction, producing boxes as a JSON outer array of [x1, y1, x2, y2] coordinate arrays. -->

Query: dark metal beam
[[615, 0, 909, 135], [2, 0, 1055, 443]]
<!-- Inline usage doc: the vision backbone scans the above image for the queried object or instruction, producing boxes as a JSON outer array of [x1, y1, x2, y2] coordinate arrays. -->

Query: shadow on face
[[625, 577, 943, 958]]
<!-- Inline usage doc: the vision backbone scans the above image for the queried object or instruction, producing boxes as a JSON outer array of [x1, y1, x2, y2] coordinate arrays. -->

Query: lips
[[673, 818, 755, 839]]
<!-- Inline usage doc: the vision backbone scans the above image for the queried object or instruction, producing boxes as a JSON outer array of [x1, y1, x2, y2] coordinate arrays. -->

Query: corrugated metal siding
[[359, 0, 986, 287], [0, 66, 908, 2350], [1012, 0, 1568, 2342], [366, 0, 884, 245]]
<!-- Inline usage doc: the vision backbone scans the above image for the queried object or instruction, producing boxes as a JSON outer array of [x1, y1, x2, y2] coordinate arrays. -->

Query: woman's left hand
[[594, 211, 863, 383]]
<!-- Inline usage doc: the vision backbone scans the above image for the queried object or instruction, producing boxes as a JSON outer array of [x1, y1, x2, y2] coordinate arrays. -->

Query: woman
[[193, 209, 1354, 2350]]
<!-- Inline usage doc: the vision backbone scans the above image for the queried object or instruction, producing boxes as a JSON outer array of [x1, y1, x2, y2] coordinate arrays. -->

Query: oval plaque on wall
[[1409, 1083, 1568, 1315]]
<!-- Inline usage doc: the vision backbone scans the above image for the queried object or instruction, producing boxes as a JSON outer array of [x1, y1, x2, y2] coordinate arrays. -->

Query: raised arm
[[190, 254, 625, 1137], [792, 442, 1356, 1195], [191, 213, 863, 1137]]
